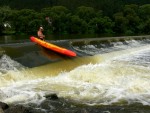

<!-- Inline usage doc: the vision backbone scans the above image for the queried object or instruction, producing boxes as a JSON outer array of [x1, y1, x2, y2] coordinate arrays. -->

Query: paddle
[[45, 17, 52, 26]]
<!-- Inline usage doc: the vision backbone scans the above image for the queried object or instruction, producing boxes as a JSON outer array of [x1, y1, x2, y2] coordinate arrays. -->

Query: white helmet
[[40, 26, 43, 29]]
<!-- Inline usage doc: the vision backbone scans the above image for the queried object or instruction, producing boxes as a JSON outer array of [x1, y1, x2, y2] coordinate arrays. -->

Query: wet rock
[[28, 108, 47, 113], [4, 105, 31, 113], [45, 94, 59, 100], [4, 104, 47, 113], [44, 93, 58, 100], [40, 99, 58, 110], [0, 101, 9, 110], [0, 107, 4, 113], [40, 97, 78, 113]]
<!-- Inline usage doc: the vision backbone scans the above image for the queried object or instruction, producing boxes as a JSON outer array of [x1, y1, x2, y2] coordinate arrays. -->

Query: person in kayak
[[37, 26, 45, 40]]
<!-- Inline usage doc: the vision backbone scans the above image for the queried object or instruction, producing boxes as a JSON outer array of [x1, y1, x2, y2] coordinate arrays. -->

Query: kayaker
[[37, 26, 45, 40]]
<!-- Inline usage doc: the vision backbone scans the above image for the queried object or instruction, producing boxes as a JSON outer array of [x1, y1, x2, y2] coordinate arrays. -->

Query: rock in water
[[0, 107, 4, 113], [0, 102, 9, 110]]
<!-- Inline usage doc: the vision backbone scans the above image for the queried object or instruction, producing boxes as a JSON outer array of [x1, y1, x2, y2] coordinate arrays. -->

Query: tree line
[[0, 0, 150, 11], [0, 4, 150, 36]]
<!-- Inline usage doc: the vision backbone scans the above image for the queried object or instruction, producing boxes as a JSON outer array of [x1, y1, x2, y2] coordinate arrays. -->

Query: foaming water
[[73, 38, 150, 55], [36, 51, 150, 105], [0, 55, 25, 86], [0, 55, 37, 87], [0, 43, 150, 106]]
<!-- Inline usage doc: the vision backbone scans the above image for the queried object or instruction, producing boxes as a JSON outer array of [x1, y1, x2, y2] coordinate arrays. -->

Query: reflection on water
[[0, 34, 114, 44], [0, 35, 30, 44], [3, 36, 12, 44]]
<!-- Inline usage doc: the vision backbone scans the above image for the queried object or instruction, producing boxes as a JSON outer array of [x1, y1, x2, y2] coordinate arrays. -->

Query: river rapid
[[0, 35, 150, 113]]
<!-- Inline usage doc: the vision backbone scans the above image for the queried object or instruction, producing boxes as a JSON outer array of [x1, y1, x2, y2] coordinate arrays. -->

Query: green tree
[[41, 7, 52, 17], [12, 9, 40, 34], [138, 4, 150, 34], [76, 6, 96, 22], [139, 4, 150, 20], [42, 6, 71, 34], [68, 15, 88, 34], [0, 6, 12, 34], [143, 19, 150, 34], [123, 4, 140, 35], [89, 16, 114, 34], [113, 12, 128, 34]]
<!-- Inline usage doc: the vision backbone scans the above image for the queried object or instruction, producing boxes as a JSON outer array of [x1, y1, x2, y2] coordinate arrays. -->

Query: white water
[[0, 39, 150, 106]]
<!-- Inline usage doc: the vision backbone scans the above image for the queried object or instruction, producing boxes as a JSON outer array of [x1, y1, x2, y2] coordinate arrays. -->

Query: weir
[[0, 36, 150, 112]]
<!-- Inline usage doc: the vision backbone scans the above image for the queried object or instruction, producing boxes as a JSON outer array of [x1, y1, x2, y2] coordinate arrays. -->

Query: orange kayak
[[30, 36, 76, 57]]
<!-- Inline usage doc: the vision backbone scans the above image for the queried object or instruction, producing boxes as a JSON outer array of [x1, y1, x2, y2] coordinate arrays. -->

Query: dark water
[[0, 35, 150, 113], [0, 34, 100, 44], [0, 33, 115, 44]]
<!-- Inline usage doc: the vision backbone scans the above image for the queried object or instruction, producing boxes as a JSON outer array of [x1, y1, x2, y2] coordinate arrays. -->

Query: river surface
[[0, 35, 150, 113]]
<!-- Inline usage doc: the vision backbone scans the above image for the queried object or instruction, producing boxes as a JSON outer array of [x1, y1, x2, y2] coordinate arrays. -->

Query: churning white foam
[[0, 43, 150, 106]]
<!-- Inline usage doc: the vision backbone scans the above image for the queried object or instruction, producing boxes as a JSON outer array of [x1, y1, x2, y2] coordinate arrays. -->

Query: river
[[0, 35, 150, 113]]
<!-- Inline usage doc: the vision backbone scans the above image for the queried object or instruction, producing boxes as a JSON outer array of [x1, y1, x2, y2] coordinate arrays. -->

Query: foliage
[[0, 6, 12, 34], [11, 9, 40, 34], [75, 6, 96, 22], [89, 17, 114, 34], [0, 3, 150, 37], [138, 4, 150, 20], [67, 15, 88, 34]]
